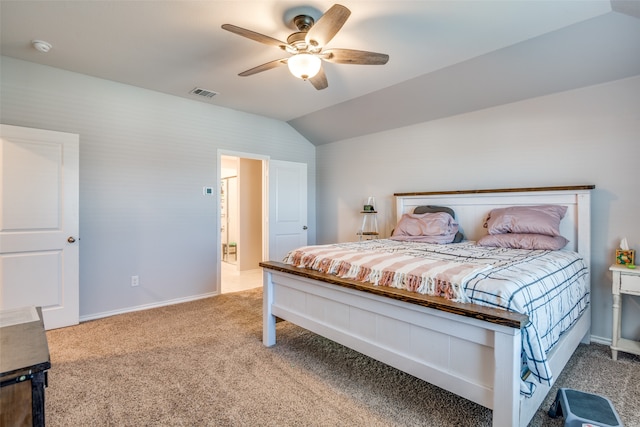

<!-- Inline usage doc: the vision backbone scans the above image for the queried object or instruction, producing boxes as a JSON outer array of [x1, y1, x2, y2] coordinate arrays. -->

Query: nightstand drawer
[[620, 273, 640, 295]]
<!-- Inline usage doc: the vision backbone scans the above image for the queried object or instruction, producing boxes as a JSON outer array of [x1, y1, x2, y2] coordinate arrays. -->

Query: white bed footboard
[[263, 265, 524, 426], [262, 263, 590, 427]]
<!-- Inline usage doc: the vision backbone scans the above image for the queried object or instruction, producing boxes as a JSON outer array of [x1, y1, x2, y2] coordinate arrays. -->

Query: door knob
[[303, 226, 308, 230], [67, 236, 76, 243]]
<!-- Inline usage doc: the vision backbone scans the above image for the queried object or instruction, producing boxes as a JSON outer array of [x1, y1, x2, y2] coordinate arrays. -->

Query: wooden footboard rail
[[261, 261, 531, 427], [260, 261, 527, 328]]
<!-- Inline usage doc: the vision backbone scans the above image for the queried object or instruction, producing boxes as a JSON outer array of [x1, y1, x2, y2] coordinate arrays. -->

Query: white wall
[[316, 75, 640, 343], [0, 56, 316, 319]]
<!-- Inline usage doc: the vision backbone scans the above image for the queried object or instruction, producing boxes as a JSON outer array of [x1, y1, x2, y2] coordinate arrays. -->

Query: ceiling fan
[[221, 4, 389, 90]]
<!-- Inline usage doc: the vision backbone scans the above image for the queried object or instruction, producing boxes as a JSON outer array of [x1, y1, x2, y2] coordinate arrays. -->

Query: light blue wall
[[0, 56, 316, 319], [316, 75, 640, 344]]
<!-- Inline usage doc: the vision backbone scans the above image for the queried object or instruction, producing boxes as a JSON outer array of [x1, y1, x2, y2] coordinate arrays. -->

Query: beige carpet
[[45, 288, 640, 426]]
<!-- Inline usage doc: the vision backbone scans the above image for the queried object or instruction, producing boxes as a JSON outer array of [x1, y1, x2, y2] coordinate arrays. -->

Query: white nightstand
[[357, 210, 379, 241], [610, 264, 640, 360]]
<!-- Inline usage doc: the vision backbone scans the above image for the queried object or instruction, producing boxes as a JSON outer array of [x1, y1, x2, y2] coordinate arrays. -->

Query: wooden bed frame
[[260, 185, 594, 427]]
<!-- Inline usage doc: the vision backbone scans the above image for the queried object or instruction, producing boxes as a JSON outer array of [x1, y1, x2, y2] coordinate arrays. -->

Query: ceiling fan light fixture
[[222, 4, 387, 90], [287, 53, 321, 80]]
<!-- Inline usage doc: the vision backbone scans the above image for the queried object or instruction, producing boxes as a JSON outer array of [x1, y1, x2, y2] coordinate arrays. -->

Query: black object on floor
[[548, 388, 623, 427]]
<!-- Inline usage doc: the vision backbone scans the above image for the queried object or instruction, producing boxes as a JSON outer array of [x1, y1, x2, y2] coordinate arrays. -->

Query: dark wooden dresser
[[0, 307, 51, 427]]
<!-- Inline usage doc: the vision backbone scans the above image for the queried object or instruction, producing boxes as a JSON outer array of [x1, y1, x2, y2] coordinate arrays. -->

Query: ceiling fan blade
[[309, 66, 328, 90], [238, 58, 288, 77], [321, 48, 389, 65], [221, 24, 289, 50], [305, 4, 351, 49]]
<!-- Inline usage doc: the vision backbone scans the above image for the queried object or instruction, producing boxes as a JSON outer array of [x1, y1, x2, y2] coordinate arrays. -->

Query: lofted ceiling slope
[[1, 1, 639, 145]]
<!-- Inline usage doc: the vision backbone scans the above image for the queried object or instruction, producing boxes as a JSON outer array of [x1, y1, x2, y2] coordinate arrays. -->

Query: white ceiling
[[1, 1, 639, 145]]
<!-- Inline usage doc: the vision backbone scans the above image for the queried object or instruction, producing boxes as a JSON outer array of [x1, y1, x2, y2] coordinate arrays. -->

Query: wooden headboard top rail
[[394, 185, 595, 197]]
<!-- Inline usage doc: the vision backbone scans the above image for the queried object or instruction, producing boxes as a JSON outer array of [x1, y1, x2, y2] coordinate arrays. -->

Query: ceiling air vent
[[189, 87, 218, 98]]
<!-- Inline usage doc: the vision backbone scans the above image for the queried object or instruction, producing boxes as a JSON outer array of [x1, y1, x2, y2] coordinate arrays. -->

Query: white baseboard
[[79, 291, 218, 323], [589, 334, 612, 346]]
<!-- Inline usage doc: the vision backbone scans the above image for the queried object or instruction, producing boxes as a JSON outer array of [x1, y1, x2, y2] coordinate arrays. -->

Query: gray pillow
[[413, 206, 464, 243]]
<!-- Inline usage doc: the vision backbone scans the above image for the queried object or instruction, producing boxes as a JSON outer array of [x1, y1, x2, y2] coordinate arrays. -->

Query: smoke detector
[[32, 40, 52, 53]]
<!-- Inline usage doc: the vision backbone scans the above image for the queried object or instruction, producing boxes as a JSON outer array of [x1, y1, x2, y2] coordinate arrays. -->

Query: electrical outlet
[[131, 275, 139, 287]]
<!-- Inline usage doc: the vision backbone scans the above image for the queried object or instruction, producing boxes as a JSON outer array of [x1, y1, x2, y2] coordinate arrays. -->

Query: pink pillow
[[483, 205, 567, 237], [390, 212, 459, 244], [477, 234, 569, 250]]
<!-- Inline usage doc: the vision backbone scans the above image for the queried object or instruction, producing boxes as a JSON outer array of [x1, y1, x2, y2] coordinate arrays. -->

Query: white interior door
[[268, 160, 307, 262], [0, 124, 79, 330]]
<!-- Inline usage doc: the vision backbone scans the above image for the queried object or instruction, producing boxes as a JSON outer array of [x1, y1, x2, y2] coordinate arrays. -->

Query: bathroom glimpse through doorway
[[220, 176, 237, 265], [220, 154, 264, 293]]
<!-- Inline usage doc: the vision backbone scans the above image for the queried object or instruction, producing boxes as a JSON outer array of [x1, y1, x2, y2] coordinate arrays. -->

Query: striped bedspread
[[283, 239, 590, 396]]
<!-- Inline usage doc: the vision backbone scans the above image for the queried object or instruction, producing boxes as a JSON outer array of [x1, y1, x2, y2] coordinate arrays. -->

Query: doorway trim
[[217, 150, 269, 294]]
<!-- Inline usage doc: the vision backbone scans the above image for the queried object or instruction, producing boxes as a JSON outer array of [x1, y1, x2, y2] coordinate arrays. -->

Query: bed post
[[493, 328, 521, 427], [576, 191, 591, 269], [263, 269, 276, 347], [576, 191, 592, 345]]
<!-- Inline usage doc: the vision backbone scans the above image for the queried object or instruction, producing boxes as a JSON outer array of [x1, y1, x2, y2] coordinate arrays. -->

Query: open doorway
[[220, 154, 265, 293]]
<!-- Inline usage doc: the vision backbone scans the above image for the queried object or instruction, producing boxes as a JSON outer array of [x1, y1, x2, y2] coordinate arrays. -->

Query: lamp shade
[[287, 53, 321, 80]]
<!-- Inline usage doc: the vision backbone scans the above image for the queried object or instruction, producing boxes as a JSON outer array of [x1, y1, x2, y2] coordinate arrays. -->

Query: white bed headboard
[[395, 186, 594, 262]]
